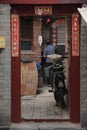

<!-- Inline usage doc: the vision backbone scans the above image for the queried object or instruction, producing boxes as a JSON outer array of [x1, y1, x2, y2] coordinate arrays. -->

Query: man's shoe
[[48, 89, 53, 92]]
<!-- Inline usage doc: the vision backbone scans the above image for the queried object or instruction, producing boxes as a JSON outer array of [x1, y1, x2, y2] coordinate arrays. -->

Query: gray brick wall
[[80, 4, 87, 127], [0, 4, 11, 126]]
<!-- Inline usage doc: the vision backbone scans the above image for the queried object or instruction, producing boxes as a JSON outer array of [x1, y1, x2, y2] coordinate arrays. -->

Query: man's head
[[46, 39, 51, 45]]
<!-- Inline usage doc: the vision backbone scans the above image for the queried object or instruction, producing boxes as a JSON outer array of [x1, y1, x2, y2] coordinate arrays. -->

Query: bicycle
[[47, 54, 68, 108]]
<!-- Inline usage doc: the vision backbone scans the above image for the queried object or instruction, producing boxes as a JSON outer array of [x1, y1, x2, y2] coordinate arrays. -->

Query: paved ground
[[21, 85, 69, 120], [2, 86, 86, 130]]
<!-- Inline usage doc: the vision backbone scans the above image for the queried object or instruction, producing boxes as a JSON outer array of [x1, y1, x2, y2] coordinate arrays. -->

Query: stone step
[[10, 122, 86, 130]]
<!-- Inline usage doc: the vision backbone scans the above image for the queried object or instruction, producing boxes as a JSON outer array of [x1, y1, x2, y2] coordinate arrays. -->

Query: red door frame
[[11, 14, 21, 123], [0, 0, 86, 4], [11, 5, 80, 123], [70, 14, 80, 123], [11, 58, 21, 123]]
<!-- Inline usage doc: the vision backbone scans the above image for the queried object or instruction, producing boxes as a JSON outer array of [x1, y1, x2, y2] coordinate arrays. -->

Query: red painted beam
[[0, 0, 87, 4]]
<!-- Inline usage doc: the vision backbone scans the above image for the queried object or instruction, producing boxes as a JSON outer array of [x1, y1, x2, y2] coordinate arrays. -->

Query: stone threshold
[[10, 122, 87, 130]]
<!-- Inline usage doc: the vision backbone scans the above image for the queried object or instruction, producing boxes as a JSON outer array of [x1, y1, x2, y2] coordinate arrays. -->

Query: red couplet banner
[[72, 14, 79, 56], [12, 14, 19, 57]]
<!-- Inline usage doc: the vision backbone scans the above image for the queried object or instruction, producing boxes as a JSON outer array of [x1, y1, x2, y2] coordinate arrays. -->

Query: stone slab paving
[[21, 85, 69, 120]]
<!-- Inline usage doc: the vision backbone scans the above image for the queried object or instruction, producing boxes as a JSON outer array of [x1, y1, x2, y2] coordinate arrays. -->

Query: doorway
[[20, 16, 70, 120], [11, 5, 80, 123]]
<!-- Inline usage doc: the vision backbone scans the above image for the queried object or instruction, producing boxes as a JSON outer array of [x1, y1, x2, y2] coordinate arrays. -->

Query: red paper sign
[[12, 14, 19, 57], [35, 6, 52, 15], [72, 14, 79, 56]]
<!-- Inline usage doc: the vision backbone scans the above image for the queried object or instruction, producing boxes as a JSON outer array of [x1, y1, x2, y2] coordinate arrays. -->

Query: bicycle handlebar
[[21, 54, 68, 63]]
